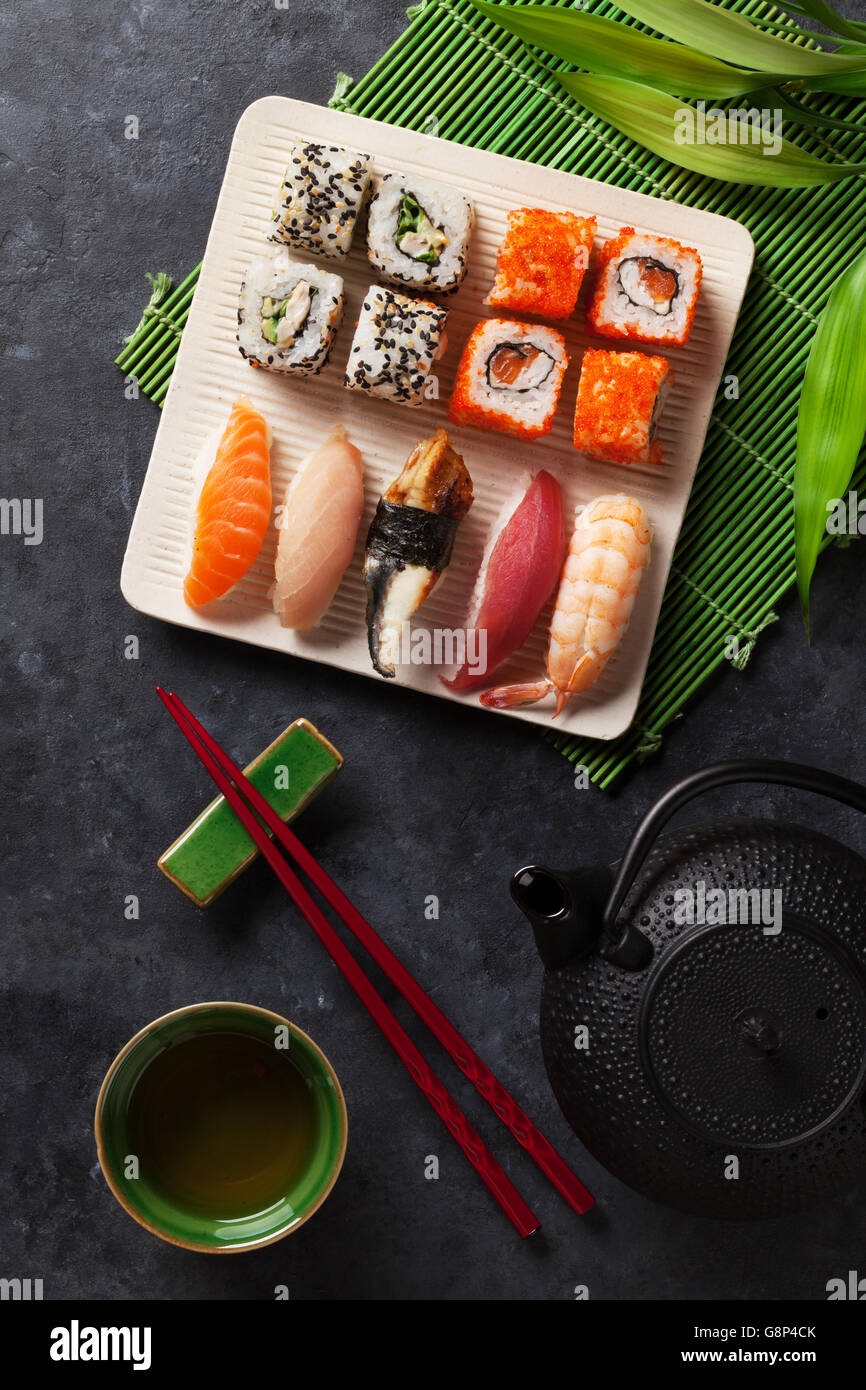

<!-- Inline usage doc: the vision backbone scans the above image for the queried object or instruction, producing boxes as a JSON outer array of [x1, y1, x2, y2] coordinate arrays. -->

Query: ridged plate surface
[[121, 96, 754, 738]]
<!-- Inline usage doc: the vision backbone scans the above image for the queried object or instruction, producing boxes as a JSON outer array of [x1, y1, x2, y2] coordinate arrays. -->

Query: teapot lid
[[640, 914, 866, 1148]]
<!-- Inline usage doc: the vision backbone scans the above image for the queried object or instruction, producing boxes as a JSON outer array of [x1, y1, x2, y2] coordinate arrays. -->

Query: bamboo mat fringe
[[117, 0, 866, 787]]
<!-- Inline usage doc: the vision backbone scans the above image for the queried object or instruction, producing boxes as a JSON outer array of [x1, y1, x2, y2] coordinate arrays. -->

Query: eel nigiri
[[271, 426, 364, 630], [441, 469, 565, 691], [364, 428, 473, 678], [481, 494, 652, 717], [184, 396, 272, 607]]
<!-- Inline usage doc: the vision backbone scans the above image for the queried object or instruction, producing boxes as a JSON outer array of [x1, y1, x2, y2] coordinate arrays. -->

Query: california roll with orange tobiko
[[448, 319, 568, 440], [486, 208, 596, 319], [573, 349, 672, 467], [587, 227, 702, 347]]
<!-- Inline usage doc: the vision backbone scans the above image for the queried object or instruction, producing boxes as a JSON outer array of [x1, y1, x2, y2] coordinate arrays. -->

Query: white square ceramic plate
[[121, 96, 754, 739]]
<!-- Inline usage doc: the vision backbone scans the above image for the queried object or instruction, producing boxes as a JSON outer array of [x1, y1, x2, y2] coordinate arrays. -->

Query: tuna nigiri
[[441, 470, 565, 691], [184, 396, 272, 607], [271, 426, 364, 630]]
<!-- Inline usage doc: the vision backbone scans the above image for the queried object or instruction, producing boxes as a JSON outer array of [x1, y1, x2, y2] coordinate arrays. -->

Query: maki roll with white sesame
[[448, 319, 568, 440], [237, 250, 344, 375], [366, 173, 473, 295], [269, 141, 372, 259], [344, 286, 448, 407]]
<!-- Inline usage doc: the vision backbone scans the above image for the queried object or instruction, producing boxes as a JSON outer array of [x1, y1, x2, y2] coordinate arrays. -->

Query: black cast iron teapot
[[512, 760, 866, 1219]]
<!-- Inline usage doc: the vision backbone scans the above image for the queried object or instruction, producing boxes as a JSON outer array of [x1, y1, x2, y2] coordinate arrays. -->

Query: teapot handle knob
[[601, 759, 866, 970]]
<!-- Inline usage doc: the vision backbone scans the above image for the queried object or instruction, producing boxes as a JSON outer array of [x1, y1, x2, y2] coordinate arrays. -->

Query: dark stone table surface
[[3, 0, 865, 1300]]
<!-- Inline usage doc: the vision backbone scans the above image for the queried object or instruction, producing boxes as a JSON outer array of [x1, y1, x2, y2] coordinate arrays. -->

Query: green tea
[[126, 1031, 317, 1220]]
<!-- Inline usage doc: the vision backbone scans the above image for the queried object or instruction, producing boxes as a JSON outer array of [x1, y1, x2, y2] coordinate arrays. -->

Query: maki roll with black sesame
[[366, 173, 473, 294], [344, 285, 448, 407], [364, 428, 474, 678], [269, 141, 372, 259], [237, 250, 344, 375]]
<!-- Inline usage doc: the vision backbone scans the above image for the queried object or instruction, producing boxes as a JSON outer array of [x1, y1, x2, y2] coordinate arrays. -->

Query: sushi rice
[[269, 141, 372, 259], [344, 285, 448, 407], [587, 227, 702, 347], [449, 319, 569, 439], [367, 172, 473, 295], [237, 249, 344, 376]]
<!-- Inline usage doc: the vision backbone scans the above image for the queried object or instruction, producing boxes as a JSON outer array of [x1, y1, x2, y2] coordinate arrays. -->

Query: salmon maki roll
[[449, 320, 568, 440], [184, 396, 272, 607], [587, 227, 702, 347]]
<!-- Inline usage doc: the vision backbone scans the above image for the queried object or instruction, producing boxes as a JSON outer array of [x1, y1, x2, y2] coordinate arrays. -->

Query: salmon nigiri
[[184, 396, 272, 607], [271, 426, 364, 630]]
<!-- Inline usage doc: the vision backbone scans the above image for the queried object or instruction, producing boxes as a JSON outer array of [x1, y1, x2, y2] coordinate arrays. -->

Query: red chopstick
[[159, 689, 595, 1225], [157, 688, 539, 1238]]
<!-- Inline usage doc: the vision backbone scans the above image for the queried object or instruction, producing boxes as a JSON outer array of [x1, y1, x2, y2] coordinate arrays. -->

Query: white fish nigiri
[[271, 426, 364, 630]]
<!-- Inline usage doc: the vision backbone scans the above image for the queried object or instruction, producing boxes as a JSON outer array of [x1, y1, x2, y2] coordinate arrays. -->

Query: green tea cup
[[95, 1002, 347, 1253]]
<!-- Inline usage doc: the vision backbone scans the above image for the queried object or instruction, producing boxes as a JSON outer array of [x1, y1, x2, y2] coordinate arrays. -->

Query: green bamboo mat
[[117, 0, 866, 787]]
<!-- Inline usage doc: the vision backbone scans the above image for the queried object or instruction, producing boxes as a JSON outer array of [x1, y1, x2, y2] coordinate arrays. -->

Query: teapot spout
[[511, 864, 613, 969]]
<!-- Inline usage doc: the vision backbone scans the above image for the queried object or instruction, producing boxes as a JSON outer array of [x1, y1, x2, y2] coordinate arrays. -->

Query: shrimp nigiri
[[480, 494, 651, 717], [184, 396, 272, 607]]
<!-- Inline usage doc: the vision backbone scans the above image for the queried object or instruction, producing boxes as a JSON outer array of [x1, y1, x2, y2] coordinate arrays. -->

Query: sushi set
[[121, 97, 755, 739]]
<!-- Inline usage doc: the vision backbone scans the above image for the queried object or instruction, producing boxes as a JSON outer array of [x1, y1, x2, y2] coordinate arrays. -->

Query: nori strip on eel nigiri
[[364, 428, 474, 677]]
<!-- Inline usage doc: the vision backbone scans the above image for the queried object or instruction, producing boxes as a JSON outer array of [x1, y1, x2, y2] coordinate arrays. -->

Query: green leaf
[[770, 88, 866, 133], [808, 65, 866, 95], [470, 1, 780, 97], [555, 72, 866, 186], [795, 247, 866, 638], [748, 14, 833, 41], [802, 37, 866, 92], [777, 1, 866, 44], [610, 0, 866, 76]]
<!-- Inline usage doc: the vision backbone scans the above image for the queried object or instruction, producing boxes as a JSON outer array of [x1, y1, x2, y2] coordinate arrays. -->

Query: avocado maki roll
[[366, 173, 473, 295], [237, 250, 344, 375]]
